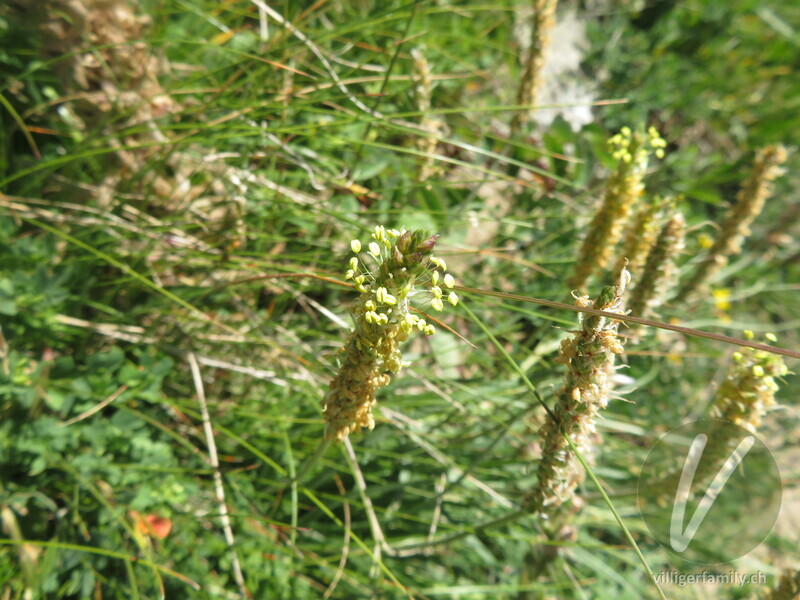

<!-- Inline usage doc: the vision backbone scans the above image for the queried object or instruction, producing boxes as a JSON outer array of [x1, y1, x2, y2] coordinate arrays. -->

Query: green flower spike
[[323, 227, 458, 441]]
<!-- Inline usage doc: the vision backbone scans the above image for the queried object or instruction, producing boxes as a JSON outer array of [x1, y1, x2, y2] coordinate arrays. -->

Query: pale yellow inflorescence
[[411, 48, 445, 183], [711, 330, 788, 434], [569, 126, 666, 291], [323, 227, 458, 441], [650, 331, 788, 503]]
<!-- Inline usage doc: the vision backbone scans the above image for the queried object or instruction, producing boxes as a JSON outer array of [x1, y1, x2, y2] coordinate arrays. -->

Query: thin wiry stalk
[[187, 352, 248, 598]]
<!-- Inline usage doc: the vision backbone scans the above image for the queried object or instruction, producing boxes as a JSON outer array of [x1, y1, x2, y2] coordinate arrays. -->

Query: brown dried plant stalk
[[569, 127, 666, 291], [37, 0, 246, 246], [511, 0, 558, 133], [526, 269, 629, 515], [676, 145, 788, 301]]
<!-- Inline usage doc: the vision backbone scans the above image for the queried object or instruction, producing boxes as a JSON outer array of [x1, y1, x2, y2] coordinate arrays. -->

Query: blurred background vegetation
[[0, 0, 798, 598]]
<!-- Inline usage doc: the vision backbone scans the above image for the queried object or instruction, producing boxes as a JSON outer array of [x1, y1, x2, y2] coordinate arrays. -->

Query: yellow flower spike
[[744, 330, 754, 340], [766, 332, 777, 342], [349, 257, 359, 271], [351, 239, 362, 253], [369, 242, 381, 257], [443, 273, 455, 288], [424, 324, 436, 336], [431, 271, 439, 286], [417, 318, 427, 331], [693, 332, 788, 459], [365, 300, 376, 311], [448, 292, 459, 306], [345, 270, 355, 280], [431, 298, 444, 312], [431, 286, 442, 299]]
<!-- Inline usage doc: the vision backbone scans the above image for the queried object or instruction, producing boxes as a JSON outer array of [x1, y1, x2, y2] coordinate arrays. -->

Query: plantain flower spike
[[711, 331, 787, 434], [527, 268, 629, 515], [569, 126, 665, 291], [323, 227, 458, 441], [676, 144, 787, 301], [628, 211, 686, 321], [765, 569, 800, 600], [652, 332, 787, 502], [612, 195, 669, 280]]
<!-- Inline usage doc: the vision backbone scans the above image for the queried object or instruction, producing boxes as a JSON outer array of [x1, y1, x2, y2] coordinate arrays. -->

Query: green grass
[[1, 1, 798, 598]]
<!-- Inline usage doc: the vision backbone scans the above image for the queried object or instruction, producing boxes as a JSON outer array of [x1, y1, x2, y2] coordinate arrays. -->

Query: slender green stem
[[292, 437, 332, 487], [569, 437, 666, 600], [283, 433, 299, 547]]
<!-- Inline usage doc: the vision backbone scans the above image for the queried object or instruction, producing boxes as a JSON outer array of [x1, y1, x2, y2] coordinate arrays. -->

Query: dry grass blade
[[187, 352, 249, 599]]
